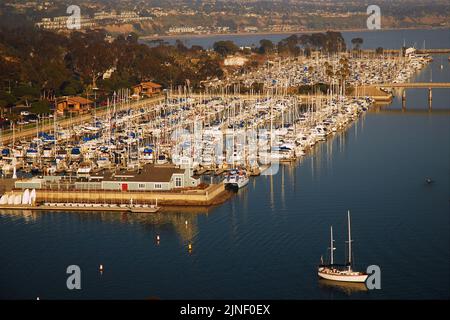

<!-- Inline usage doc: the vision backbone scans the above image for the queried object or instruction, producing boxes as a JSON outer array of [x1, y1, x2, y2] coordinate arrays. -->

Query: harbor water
[[148, 28, 450, 50], [0, 30, 449, 299]]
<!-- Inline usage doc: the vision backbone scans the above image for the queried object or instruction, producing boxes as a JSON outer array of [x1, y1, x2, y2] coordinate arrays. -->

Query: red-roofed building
[[132, 81, 162, 98], [56, 96, 93, 115]]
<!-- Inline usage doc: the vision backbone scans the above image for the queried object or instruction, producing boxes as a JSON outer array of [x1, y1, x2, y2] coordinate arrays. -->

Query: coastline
[[139, 26, 449, 41]]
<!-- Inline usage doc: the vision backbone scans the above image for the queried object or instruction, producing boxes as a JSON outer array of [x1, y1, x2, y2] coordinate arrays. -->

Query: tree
[[190, 45, 204, 52], [60, 79, 83, 96], [351, 38, 364, 50], [198, 58, 223, 80], [278, 35, 299, 56], [213, 41, 239, 56], [324, 31, 347, 53], [259, 39, 274, 54], [30, 100, 51, 114], [376, 47, 384, 55], [66, 31, 115, 89], [0, 91, 16, 107], [304, 47, 311, 57], [175, 40, 189, 53]]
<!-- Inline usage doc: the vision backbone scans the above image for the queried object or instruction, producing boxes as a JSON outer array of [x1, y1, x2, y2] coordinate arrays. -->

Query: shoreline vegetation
[[140, 26, 450, 41], [1, 21, 448, 130], [0, 27, 348, 120]]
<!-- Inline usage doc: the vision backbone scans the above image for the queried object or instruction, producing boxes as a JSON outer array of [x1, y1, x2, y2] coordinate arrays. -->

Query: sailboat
[[317, 211, 368, 283]]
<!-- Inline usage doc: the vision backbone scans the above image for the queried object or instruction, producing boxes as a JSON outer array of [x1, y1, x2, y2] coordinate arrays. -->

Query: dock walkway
[[4, 183, 230, 208]]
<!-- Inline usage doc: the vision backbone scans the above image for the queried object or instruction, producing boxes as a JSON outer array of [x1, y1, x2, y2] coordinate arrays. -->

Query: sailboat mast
[[330, 225, 334, 265], [347, 210, 353, 266]]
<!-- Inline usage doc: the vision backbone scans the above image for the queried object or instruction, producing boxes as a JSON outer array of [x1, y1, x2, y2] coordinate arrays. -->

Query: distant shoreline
[[140, 26, 449, 42]]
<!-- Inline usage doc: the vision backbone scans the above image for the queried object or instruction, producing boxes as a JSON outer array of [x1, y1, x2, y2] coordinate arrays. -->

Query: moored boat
[[318, 211, 368, 283], [223, 169, 249, 189]]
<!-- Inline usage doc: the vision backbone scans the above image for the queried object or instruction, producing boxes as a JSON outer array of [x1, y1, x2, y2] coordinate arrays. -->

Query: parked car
[[25, 114, 38, 123]]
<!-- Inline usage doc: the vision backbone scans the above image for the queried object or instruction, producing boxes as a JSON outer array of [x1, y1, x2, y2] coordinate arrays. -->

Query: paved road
[[0, 95, 165, 145]]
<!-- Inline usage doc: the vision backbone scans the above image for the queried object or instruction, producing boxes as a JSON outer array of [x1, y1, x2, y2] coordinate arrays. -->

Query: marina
[[0, 49, 435, 212], [0, 26, 449, 300]]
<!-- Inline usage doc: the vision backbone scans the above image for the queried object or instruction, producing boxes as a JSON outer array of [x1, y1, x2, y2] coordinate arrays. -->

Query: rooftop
[[94, 164, 185, 183], [58, 96, 93, 105], [135, 81, 162, 89]]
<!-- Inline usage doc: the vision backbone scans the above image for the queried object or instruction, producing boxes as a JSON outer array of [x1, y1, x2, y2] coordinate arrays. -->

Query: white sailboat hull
[[318, 269, 368, 283]]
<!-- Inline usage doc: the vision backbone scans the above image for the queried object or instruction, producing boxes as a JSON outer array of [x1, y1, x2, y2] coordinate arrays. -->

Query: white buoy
[[185, 220, 188, 225], [36, 297, 39, 300], [156, 235, 160, 241], [99, 264, 103, 272]]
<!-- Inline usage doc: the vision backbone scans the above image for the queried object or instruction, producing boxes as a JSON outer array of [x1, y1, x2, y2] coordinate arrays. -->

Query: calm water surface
[[146, 28, 450, 50], [1, 33, 449, 300]]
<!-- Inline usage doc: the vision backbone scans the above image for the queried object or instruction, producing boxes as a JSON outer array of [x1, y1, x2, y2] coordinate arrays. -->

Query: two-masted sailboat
[[318, 211, 368, 283]]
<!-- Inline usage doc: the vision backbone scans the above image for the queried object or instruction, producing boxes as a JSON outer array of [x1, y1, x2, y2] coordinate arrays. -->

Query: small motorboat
[[223, 169, 249, 189]]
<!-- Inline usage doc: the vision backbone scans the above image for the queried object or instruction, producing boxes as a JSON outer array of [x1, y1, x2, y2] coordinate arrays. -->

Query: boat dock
[[1, 182, 230, 211], [0, 204, 160, 213]]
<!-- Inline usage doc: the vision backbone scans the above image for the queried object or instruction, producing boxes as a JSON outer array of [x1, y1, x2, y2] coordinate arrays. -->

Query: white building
[[224, 56, 249, 67]]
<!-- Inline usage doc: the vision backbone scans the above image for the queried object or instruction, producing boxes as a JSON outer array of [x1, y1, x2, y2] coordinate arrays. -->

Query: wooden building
[[132, 81, 162, 98], [56, 96, 93, 115], [15, 164, 201, 192]]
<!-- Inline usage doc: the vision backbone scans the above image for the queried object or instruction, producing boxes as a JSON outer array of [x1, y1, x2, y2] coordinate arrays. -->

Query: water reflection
[[318, 279, 369, 296], [0, 208, 208, 244], [0, 209, 40, 223]]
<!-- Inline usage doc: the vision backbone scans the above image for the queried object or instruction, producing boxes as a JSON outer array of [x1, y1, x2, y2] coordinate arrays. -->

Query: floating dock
[[0, 204, 160, 213]]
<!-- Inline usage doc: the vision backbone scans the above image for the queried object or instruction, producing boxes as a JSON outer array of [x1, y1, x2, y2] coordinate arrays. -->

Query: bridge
[[373, 82, 450, 107], [370, 107, 450, 115]]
